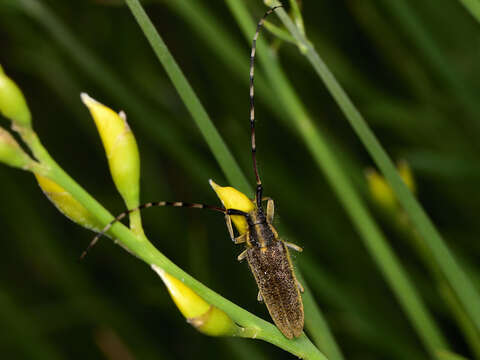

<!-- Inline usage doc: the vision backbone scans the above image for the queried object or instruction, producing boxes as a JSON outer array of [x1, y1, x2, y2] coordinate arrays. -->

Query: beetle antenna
[[250, 5, 282, 207], [81, 201, 226, 259], [81, 202, 249, 259]]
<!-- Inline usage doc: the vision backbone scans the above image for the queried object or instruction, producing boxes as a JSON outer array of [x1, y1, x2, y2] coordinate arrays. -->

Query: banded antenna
[[249, 5, 283, 207], [81, 6, 282, 258]]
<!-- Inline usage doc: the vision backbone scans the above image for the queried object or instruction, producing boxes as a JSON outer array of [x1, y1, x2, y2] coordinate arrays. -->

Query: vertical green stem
[[272, 2, 480, 338], [227, 0, 448, 355], [296, 271, 345, 360], [124, 0, 251, 195], [457, 0, 480, 23], [123, 0, 339, 357], [22, 126, 326, 358]]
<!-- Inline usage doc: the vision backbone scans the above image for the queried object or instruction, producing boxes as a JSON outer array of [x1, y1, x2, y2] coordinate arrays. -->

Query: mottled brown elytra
[[84, 6, 305, 339]]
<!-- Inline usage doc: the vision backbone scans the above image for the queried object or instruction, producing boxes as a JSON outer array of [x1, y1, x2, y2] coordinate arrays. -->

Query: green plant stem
[[288, 0, 305, 35], [457, 0, 480, 23], [263, 21, 296, 44], [376, 0, 480, 132], [270, 1, 480, 337], [124, 0, 251, 195], [15, 0, 217, 185], [399, 219, 480, 359], [439, 283, 480, 359], [124, 0, 337, 356], [229, 0, 447, 355], [23, 127, 326, 359], [296, 271, 345, 360], [128, 210, 145, 237], [159, 0, 281, 120], [300, 255, 425, 360], [160, 0, 366, 307], [437, 350, 471, 360], [1, 177, 168, 360]]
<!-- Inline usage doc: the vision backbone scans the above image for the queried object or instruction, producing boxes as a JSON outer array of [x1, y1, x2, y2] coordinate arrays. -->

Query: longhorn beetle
[[84, 6, 305, 339]]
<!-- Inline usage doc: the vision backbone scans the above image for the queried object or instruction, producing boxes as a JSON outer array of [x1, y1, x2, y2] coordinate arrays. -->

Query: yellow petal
[[209, 180, 254, 234], [81, 93, 140, 209], [397, 160, 416, 194], [152, 265, 238, 336], [365, 168, 397, 211], [35, 174, 101, 231]]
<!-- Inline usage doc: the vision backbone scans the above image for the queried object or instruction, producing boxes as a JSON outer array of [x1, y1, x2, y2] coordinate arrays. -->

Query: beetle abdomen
[[246, 241, 304, 339]]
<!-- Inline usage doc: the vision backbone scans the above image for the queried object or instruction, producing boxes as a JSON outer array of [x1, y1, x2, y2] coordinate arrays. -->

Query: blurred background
[[1, 0, 480, 359]]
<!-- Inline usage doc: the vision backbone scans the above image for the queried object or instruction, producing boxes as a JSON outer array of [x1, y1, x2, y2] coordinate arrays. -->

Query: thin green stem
[[437, 350, 471, 360], [300, 255, 425, 360], [288, 0, 305, 35], [159, 0, 279, 116], [263, 21, 296, 44], [229, 0, 448, 355], [376, 0, 480, 132], [124, 0, 251, 195], [271, 1, 480, 338], [15, 0, 217, 185], [1, 176, 169, 360], [123, 1, 337, 357], [23, 124, 326, 359], [457, 0, 480, 23], [296, 271, 345, 360], [398, 218, 480, 359], [128, 210, 145, 237]]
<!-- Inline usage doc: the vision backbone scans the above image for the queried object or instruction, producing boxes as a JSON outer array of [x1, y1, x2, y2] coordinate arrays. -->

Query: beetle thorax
[[246, 207, 276, 248]]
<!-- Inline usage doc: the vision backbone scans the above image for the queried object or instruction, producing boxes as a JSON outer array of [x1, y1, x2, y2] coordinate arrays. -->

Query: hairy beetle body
[[246, 226, 304, 339], [86, 6, 305, 339]]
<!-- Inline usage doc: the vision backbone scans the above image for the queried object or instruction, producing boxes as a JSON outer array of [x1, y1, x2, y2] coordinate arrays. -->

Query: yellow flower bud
[[365, 168, 397, 211], [209, 180, 254, 234], [366, 160, 416, 211], [35, 174, 102, 231], [0, 127, 34, 169], [81, 93, 140, 208], [397, 159, 416, 194], [151, 265, 239, 337], [0, 65, 32, 127]]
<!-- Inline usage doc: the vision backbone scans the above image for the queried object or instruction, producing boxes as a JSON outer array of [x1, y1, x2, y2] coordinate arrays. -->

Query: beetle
[[84, 6, 304, 339]]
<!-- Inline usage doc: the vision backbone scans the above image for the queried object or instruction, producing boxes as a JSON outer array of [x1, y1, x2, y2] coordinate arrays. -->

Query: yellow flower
[[365, 160, 417, 211], [397, 159, 416, 194], [152, 265, 238, 337], [35, 174, 102, 231], [0, 65, 32, 127], [81, 93, 140, 209], [365, 168, 397, 211], [0, 127, 34, 169], [209, 180, 254, 234]]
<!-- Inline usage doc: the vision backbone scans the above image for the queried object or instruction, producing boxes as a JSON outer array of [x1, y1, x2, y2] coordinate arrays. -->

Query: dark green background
[[1, 0, 479, 359]]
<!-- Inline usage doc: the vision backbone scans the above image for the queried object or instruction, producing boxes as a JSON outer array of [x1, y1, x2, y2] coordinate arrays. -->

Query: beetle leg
[[233, 234, 246, 244], [266, 199, 275, 223], [257, 291, 263, 302], [251, 196, 272, 202], [225, 215, 235, 240], [297, 281, 305, 293], [225, 215, 246, 244], [285, 241, 303, 252], [250, 197, 275, 223], [237, 250, 248, 262]]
